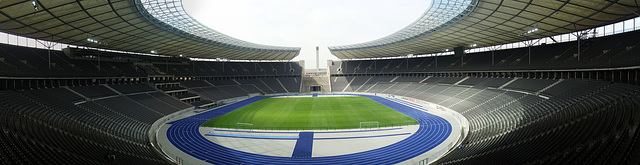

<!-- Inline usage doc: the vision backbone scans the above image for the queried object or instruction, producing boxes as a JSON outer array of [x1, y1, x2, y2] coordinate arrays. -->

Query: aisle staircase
[[300, 69, 331, 93]]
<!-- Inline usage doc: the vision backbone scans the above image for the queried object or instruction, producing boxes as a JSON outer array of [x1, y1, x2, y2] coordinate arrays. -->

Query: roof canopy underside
[[0, 0, 300, 60], [329, 0, 640, 59]]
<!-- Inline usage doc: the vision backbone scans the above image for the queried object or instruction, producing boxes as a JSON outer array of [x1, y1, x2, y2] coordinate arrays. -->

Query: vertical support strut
[[35, 36, 58, 70]]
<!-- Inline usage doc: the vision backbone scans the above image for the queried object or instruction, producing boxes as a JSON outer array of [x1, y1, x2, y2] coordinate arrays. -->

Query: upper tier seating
[[0, 43, 303, 78], [0, 44, 145, 77], [155, 61, 303, 76], [329, 29, 640, 75]]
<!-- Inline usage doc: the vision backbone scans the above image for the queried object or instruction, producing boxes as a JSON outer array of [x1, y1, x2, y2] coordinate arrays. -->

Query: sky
[[182, 0, 430, 69]]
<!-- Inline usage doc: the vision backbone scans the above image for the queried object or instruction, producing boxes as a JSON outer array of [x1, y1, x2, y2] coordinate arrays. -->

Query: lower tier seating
[[334, 75, 640, 164], [0, 76, 638, 164]]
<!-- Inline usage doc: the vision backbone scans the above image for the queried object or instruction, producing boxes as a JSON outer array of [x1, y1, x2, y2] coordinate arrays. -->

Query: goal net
[[360, 121, 379, 129], [235, 122, 253, 131]]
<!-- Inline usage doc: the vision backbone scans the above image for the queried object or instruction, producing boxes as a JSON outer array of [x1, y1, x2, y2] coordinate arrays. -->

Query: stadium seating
[[155, 61, 303, 76], [1, 27, 640, 164], [0, 44, 145, 77], [0, 89, 170, 164], [332, 74, 640, 164], [329, 29, 640, 74], [109, 83, 157, 94], [0, 67, 305, 163]]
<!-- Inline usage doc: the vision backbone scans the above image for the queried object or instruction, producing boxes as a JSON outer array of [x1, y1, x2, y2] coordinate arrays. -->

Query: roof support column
[[35, 36, 58, 70]]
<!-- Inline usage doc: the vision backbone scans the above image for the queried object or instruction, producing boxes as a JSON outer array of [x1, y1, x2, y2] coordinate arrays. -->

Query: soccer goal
[[360, 121, 379, 129], [235, 122, 254, 131]]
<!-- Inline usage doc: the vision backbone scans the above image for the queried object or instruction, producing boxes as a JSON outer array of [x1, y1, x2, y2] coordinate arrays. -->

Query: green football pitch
[[201, 96, 419, 130]]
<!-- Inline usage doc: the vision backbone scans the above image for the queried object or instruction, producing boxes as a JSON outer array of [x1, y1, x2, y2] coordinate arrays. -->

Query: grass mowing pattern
[[202, 96, 418, 130]]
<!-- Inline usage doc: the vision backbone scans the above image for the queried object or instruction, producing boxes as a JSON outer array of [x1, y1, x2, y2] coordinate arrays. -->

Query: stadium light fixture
[[150, 50, 157, 54], [86, 37, 107, 45], [470, 43, 477, 47], [520, 27, 539, 36], [31, 0, 38, 11]]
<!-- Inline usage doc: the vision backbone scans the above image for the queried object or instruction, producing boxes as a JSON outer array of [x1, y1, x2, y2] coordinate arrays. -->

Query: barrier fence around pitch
[[203, 123, 419, 131]]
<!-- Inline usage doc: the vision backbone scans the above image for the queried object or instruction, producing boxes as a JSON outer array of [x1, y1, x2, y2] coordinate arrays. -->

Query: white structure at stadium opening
[[138, 0, 300, 53], [329, 0, 477, 53]]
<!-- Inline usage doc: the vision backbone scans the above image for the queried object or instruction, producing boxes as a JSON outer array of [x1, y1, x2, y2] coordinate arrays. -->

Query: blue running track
[[291, 132, 314, 158], [165, 95, 452, 164]]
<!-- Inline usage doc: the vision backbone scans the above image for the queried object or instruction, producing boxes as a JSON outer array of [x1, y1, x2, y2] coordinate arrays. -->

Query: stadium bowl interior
[[1, 0, 640, 164]]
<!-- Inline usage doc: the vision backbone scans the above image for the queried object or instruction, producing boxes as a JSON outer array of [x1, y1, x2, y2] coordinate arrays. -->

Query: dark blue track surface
[[166, 95, 452, 164], [292, 132, 314, 158]]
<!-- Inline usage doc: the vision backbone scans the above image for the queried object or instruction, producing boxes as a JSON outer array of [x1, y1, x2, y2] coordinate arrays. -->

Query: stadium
[[0, 0, 639, 164]]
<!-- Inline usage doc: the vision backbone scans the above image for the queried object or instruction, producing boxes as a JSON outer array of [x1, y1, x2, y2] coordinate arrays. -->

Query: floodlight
[[520, 27, 539, 36], [87, 38, 98, 43], [32, 0, 38, 11]]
